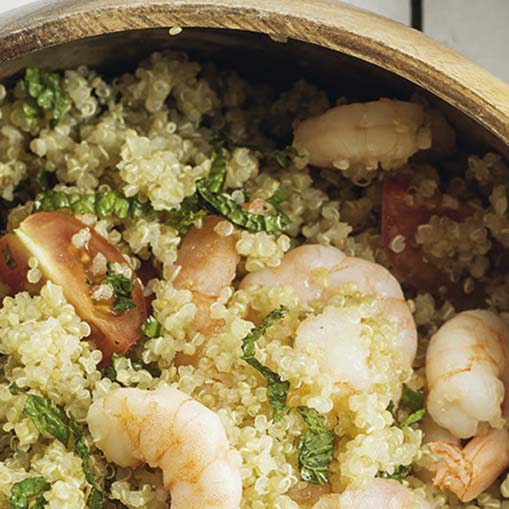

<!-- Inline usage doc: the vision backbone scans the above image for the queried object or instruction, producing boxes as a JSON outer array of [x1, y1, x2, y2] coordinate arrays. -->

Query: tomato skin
[[0, 212, 147, 363], [382, 178, 481, 307], [0, 233, 44, 295]]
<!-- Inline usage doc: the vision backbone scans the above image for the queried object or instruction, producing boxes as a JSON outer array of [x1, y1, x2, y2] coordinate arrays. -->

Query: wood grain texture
[[0, 0, 508, 145]]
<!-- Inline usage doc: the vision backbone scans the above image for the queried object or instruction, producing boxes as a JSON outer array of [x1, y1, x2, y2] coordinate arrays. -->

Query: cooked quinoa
[[1, 50, 509, 509]]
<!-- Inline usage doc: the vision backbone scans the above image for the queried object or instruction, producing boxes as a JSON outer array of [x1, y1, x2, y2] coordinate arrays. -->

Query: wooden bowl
[[0, 0, 508, 154]]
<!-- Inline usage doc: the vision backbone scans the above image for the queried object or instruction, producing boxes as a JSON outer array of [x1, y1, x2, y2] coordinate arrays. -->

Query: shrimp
[[87, 386, 242, 509], [425, 309, 509, 502], [311, 478, 431, 509], [293, 99, 431, 171], [240, 245, 417, 394], [174, 215, 239, 334]]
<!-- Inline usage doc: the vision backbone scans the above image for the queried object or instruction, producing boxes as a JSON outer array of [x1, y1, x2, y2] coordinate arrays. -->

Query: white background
[[1, 0, 508, 82]]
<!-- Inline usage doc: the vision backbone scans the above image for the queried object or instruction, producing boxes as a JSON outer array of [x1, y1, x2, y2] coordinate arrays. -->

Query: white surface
[[424, 0, 509, 82], [0, 0, 508, 81], [343, 0, 410, 24]]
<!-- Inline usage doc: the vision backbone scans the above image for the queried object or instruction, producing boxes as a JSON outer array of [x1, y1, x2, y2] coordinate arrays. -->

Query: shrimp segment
[[174, 215, 239, 333], [425, 310, 509, 502], [430, 428, 509, 503], [311, 478, 431, 509], [293, 99, 430, 171], [87, 386, 242, 509], [241, 245, 417, 392], [426, 310, 508, 438]]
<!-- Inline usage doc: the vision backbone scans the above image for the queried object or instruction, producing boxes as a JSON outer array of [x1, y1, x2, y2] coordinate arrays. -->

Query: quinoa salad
[[1, 50, 509, 509]]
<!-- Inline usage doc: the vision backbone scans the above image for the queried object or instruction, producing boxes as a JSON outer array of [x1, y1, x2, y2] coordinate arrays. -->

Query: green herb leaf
[[197, 180, 290, 234], [267, 187, 286, 214], [399, 408, 426, 428], [113, 298, 136, 312], [296, 406, 334, 485], [69, 414, 105, 509], [2, 246, 16, 269], [241, 306, 290, 421], [21, 396, 104, 509], [35, 170, 57, 192], [163, 194, 207, 235], [33, 190, 147, 219], [104, 353, 161, 385], [23, 394, 70, 446], [272, 146, 301, 168], [8, 382, 20, 395], [9, 476, 50, 509], [207, 148, 227, 193], [22, 68, 70, 128], [141, 315, 162, 339], [105, 264, 136, 299], [398, 384, 425, 427], [378, 464, 412, 482], [400, 384, 425, 413], [105, 263, 136, 312]]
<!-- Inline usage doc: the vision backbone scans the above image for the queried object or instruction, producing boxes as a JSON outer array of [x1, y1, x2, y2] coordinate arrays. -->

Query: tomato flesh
[[0, 212, 147, 363], [381, 178, 480, 306]]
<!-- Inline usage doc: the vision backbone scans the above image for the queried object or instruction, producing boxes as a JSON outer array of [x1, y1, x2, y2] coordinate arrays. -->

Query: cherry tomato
[[0, 212, 147, 363], [381, 178, 481, 307]]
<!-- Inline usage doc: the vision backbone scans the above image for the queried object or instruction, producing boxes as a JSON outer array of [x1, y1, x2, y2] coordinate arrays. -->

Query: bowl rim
[[0, 0, 508, 145]]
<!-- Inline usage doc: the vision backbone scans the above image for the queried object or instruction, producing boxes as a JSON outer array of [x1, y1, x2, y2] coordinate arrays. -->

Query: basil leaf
[[241, 307, 290, 421], [9, 476, 50, 509], [22, 68, 70, 128], [378, 464, 412, 482], [33, 191, 147, 219], [23, 394, 70, 446], [69, 415, 105, 509], [196, 181, 290, 234], [2, 246, 16, 269], [141, 315, 162, 339], [296, 406, 334, 485]]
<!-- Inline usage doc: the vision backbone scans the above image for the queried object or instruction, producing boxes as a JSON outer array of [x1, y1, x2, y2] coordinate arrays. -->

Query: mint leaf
[[9, 477, 50, 509], [22, 68, 70, 128], [378, 464, 412, 482], [296, 406, 334, 485], [2, 246, 16, 269], [105, 263, 136, 313], [23, 394, 70, 446], [241, 306, 290, 421], [69, 415, 105, 509], [141, 315, 162, 339], [196, 181, 290, 234], [33, 190, 147, 219]]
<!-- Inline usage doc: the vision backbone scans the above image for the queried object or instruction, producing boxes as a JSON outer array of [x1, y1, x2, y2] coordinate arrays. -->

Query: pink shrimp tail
[[430, 428, 509, 502]]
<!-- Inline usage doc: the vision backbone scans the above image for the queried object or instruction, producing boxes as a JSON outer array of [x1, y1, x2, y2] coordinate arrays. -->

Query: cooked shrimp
[[87, 386, 242, 509], [293, 99, 431, 171], [174, 215, 239, 334], [311, 478, 431, 509], [240, 245, 417, 393], [425, 309, 509, 502]]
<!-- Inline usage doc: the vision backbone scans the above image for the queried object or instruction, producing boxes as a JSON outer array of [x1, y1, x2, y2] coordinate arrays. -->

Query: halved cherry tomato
[[381, 178, 482, 307], [136, 259, 160, 312], [0, 212, 147, 363]]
